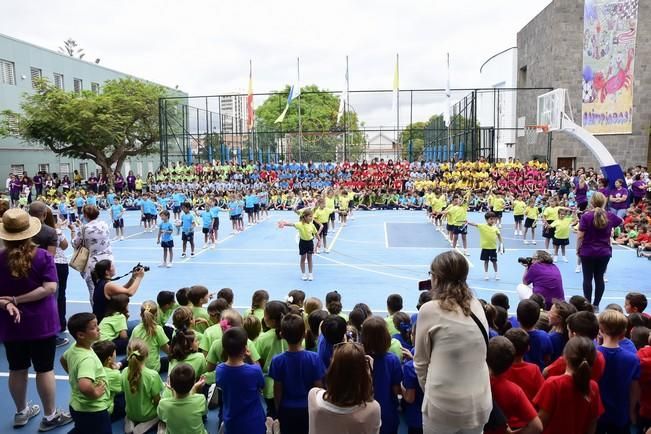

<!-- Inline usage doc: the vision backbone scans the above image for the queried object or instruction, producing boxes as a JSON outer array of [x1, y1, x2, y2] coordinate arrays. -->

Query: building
[[220, 93, 247, 133], [478, 47, 518, 161], [365, 132, 399, 161], [0, 33, 187, 180], [516, 0, 650, 170]]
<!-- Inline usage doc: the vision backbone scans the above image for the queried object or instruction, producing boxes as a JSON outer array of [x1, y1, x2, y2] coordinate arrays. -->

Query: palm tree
[[58, 38, 85, 59]]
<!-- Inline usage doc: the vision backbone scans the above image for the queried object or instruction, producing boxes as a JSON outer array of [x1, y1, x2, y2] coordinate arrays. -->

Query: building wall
[[0, 33, 186, 179], [516, 0, 651, 169]]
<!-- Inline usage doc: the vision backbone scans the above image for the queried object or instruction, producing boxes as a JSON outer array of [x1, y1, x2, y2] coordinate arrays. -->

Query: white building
[[220, 93, 247, 133], [479, 47, 518, 161], [365, 132, 399, 161]]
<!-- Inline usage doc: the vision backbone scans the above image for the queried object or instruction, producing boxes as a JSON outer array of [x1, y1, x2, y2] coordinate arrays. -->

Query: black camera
[[518, 257, 534, 267], [132, 263, 150, 273]]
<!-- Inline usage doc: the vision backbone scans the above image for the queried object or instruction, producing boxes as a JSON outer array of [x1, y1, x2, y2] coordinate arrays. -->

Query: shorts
[[202, 228, 210, 234], [146, 213, 156, 221], [161, 240, 174, 248], [480, 249, 498, 262], [543, 221, 556, 239], [245, 207, 254, 215], [329, 212, 335, 222], [446, 224, 454, 233], [253, 204, 260, 212], [230, 214, 241, 221], [493, 211, 503, 219], [453, 224, 468, 235], [315, 221, 328, 237], [514, 215, 524, 223], [173, 206, 181, 214], [182, 232, 194, 242], [4, 335, 56, 372], [113, 218, 124, 229], [553, 237, 569, 246], [524, 218, 536, 228], [260, 203, 268, 210], [299, 239, 314, 255], [212, 218, 220, 231]]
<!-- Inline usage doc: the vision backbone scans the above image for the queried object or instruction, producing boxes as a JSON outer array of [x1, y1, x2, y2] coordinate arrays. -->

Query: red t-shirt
[[490, 375, 538, 429], [544, 351, 605, 381], [636, 233, 651, 243], [503, 361, 544, 402], [533, 374, 604, 434], [638, 346, 651, 418]]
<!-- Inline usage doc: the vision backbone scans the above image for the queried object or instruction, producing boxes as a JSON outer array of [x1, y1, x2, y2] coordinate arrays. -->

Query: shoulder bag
[[69, 226, 89, 272]]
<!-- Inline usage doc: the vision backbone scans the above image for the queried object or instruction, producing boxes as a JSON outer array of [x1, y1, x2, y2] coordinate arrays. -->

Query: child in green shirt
[[61, 313, 111, 433], [156, 290, 178, 340], [157, 364, 208, 434], [98, 294, 129, 355], [91, 340, 125, 421], [130, 301, 170, 372], [550, 208, 576, 263], [187, 285, 211, 334]]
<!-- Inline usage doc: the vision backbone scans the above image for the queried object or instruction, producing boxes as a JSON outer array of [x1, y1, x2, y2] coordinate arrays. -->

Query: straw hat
[[0, 208, 42, 241]]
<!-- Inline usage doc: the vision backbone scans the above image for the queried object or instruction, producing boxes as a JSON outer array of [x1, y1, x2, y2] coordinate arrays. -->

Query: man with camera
[[519, 251, 564, 310]]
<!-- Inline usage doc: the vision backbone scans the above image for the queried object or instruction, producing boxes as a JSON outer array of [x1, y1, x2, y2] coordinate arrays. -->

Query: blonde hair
[[304, 297, 323, 316], [5, 240, 37, 279], [300, 209, 314, 223], [598, 309, 628, 337], [126, 339, 149, 394], [172, 306, 193, 331], [140, 301, 159, 337], [590, 192, 608, 229], [220, 309, 243, 329], [430, 251, 473, 316]]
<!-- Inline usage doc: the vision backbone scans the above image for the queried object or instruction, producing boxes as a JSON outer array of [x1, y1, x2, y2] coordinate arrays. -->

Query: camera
[[132, 263, 150, 273], [518, 257, 534, 267]]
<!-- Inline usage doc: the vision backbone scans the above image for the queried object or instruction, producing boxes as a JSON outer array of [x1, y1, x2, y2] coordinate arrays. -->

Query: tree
[[399, 121, 427, 158], [59, 38, 85, 59], [1, 78, 166, 177]]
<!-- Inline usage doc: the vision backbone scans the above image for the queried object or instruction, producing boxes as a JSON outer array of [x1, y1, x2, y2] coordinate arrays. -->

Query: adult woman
[[575, 175, 589, 212], [608, 178, 628, 218], [127, 170, 136, 192], [72, 205, 113, 300], [521, 250, 565, 310], [577, 192, 622, 311], [9, 174, 21, 207], [308, 342, 381, 434], [631, 174, 648, 205], [0, 209, 72, 430], [114, 171, 125, 194], [414, 250, 492, 434], [44, 208, 71, 346], [91, 259, 144, 322]]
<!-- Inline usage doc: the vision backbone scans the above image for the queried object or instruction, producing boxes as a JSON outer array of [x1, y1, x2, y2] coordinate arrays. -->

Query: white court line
[[111, 260, 428, 267], [384, 222, 389, 248], [327, 225, 344, 253], [113, 246, 295, 252], [0, 372, 69, 381], [317, 254, 420, 281], [455, 247, 475, 268], [180, 221, 257, 263], [335, 238, 384, 245]]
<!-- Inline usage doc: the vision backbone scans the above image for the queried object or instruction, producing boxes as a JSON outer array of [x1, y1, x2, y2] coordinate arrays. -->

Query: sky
[[1, 0, 552, 128]]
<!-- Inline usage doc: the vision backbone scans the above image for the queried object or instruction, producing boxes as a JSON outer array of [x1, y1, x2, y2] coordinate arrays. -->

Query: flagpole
[[297, 57, 303, 162], [345, 55, 349, 162], [446, 52, 452, 162], [396, 53, 400, 146]]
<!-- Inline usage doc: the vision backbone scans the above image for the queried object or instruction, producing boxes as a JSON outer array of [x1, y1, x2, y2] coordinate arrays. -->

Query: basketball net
[[525, 125, 549, 145]]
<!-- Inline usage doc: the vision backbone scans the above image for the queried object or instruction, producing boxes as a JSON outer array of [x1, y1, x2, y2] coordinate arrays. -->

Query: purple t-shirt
[[579, 211, 623, 257], [632, 180, 647, 198], [0, 249, 59, 342], [609, 187, 628, 209], [524, 262, 564, 309], [575, 183, 588, 204]]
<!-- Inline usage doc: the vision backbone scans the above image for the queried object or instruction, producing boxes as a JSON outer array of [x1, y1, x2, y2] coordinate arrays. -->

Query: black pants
[[265, 398, 277, 419], [596, 421, 629, 434], [408, 428, 424, 434], [55, 263, 69, 332], [581, 256, 610, 307], [69, 406, 112, 434], [111, 392, 126, 422], [278, 406, 309, 434]]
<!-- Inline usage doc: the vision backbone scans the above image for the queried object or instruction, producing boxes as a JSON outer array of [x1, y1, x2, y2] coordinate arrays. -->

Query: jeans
[[69, 406, 112, 434], [609, 207, 627, 219], [581, 255, 611, 307]]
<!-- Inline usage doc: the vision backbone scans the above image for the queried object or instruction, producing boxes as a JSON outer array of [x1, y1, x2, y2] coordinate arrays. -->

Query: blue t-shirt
[[548, 331, 566, 362], [107, 193, 115, 204], [370, 352, 402, 434], [209, 206, 221, 219], [268, 350, 325, 408], [110, 204, 123, 221], [244, 195, 256, 208], [215, 363, 265, 434], [402, 360, 423, 429], [228, 201, 241, 217], [181, 212, 194, 233], [142, 199, 156, 214], [159, 221, 173, 242], [74, 197, 85, 207], [201, 211, 213, 228], [523, 329, 553, 371], [619, 337, 637, 354], [172, 193, 186, 207], [598, 346, 640, 427], [58, 202, 68, 215], [392, 333, 413, 352], [317, 335, 334, 369], [86, 195, 97, 206]]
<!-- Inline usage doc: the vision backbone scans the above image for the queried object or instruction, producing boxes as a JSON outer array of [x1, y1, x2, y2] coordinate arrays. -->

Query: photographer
[[521, 250, 564, 310], [91, 259, 145, 323]]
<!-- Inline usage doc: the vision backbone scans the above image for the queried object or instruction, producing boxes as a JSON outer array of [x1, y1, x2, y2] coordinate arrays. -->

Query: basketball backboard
[[537, 89, 567, 131]]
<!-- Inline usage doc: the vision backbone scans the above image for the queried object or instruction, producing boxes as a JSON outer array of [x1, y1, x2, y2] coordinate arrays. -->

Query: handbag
[[69, 226, 90, 272]]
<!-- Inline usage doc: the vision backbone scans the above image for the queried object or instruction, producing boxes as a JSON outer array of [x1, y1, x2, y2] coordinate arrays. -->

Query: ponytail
[[593, 207, 607, 229], [4, 240, 36, 279], [573, 359, 591, 398], [170, 329, 195, 362], [126, 339, 148, 394], [564, 336, 596, 399], [140, 301, 158, 337]]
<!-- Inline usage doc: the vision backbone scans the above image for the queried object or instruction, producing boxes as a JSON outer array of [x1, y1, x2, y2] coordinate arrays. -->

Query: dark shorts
[[202, 228, 210, 234], [146, 213, 156, 221], [524, 218, 536, 228], [480, 249, 498, 262], [446, 224, 454, 232], [173, 206, 181, 214], [161, 240, 174, 248], [212, 218, 220, 231], [245, 207, 254, 215], [329, 212, 335, 222], [514, 215, 524, 223], [299, 239, 314, 255], [182, 232, 194, 242], [543, 220, 556, 239], [453, 224, 468, 235], [493, 211, 503, 218], [230, 214, 241, 221], [254, 204, 260, 212], [4, 335, 56, 372], [113, 218, 124, 228], [315, 221, 328, 237], [553, 237, 569, 246]]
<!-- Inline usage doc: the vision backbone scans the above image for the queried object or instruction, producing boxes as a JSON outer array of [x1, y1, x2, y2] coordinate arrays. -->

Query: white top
[[72, 218, 113, 274], [413, 297, 492, 429], [54, 229, 68, 264], [307, 388, 380, 434]]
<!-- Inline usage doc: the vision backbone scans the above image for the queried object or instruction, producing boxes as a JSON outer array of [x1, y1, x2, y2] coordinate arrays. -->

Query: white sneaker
[[203, 245, 209, 249], [531, 240, 537, 245], [302, 274, 308, 281], [158, 263, 166, 268], [553, 256, 558, 263], [166, 263, 172, 268], [524, 240, 530, 245], [308, 273, 314, 281], [120, 236, 124, 240], [463, 250, 470, 256], [211, 243, 217, 249], [494, 274, 500, 280], [562, 256, 568, 263], [575, 265, 581, 273], [484, 274, 490, 281], [604, 275, 608, 282]]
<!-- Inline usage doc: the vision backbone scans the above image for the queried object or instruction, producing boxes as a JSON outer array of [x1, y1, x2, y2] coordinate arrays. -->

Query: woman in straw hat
[[0, 208, 73, 431]]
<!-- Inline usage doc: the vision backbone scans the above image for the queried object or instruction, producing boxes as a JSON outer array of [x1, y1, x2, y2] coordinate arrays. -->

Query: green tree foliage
[[400, 113, 480, 160], [254, 85, 365, 161], [1, 77, 166, 177]]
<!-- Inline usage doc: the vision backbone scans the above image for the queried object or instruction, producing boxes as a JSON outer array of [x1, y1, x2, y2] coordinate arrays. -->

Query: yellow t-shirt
[[513, 200, 526, 216], [492, 197, 506, 212], [313, 208, 330, 224], [525, 206, 539, 220], [293, 221, 318, 241], [432, 195, 446, 212], [550, 217, 572, 239], [542, 206, 559, 222], [447, 204, 468, 227], [478, 223, 500, 249]]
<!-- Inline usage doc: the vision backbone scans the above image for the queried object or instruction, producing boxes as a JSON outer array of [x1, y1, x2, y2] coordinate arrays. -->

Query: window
[[1, 59, 16, 85], [10, 164, 24, 176], [59, 163, 70, 177], [73, 78, 83, 94], [54, 73, 64, 89], [30, 67, 42, 88], [79, 163, 88, 178], [91, 82, 100, 94], [38, 164, 50, 174]]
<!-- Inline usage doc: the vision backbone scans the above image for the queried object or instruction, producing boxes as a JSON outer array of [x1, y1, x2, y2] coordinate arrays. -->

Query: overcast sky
[[1, 0, 552, 127]]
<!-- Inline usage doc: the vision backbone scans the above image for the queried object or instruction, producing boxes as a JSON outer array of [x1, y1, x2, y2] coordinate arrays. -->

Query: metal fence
[[158, 87, 553, 166]]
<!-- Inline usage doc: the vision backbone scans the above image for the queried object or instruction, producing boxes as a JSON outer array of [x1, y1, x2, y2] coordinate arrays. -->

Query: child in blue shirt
[[86, 193, 97, 207], [517, 299, 552, 370], [244, 191, 256, 226], [228, 195, 243, 233], [208, 200, 221, 248], [58, 198, 69, 222], [216, 327, 266, 434], [199, 205, 213, 249], [156, 210, 174, 268], [110, 197, 125, 241], [269, 314, 325, 434], [401, 324, 424, 434], [74, 193, 85, 216], [180, 202, 195, 257]]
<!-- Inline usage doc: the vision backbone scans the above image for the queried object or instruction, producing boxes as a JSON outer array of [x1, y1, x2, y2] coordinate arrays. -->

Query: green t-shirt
[[63, 344, 111, 412], [121, 366, 164, 423], [130, 324, 169, 372], [255, 329, 288, 398], [478, 223, 500, 249], [169, 352, 207, 381], [513, 200, 527, 216], [199, 324, 223, 353], [157, 303, 178, 327], [550, 217, 573, 240], [191, 307, 210, 334], [293, 221, 318, 241], [105, 367, 122, 414], [385, 315, 399, 337], [99, 313, 127, 341], [389, 338, 404, 362], [157, 394, 208, 434], [207, 337, 260, 366], [542, 206, 559, 221], [250, 308, 265, 323]]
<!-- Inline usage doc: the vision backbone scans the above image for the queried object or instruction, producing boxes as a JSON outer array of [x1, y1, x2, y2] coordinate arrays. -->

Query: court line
[[110, 260, 429, 267], [327, 225, 344, 253], [180, 220, 258, 263], [113, 246, 296, 252], [384, 222, 389, 248], [317, 254, 420, 281], [0, 372, 69, 381], [335, 238, 384, 245]]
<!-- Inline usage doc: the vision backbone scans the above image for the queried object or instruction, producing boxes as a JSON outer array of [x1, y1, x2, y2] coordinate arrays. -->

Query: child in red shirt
[[487, 336, 542, 433], [638, 336, 651, 432], [503, 328, 544, 402], [533, 336, 604, 434]]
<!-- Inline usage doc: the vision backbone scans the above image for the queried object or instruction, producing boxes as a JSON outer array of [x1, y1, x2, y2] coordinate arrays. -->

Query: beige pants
[[422, 418, 484, 434]]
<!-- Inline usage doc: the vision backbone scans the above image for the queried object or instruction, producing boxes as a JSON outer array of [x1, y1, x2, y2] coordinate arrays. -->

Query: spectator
[[414, 251, 492, 433], [90, 259, 145, 323], [521, 250, 564, 310]]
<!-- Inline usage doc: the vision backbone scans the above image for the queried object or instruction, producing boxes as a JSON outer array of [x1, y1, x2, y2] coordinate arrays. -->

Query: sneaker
[[14, 403, 40, 428], [562, 256, 568, 263], [494, 274, 500, 280], [166, 262, 172, 268], [603, 275, 608, 283], [553, 256, 558, 263], [484, 274, 489, 281], [593, 305, 600, 313], [324, 249, 330, 254], [38, 410, 73, 432], [158, 263, 166, 268], [55, 336, 69, 348], [181, 253, 187, 258], [120, 236, 124, 241], [302, 274, 308, 281], [463, 250, 470, 256], [203, 245, 209, 249], [575, 265, 581, 273], [531, 240, 537, 245], [523, 240, 529, 245], [637, 246, 643, 257], [308, 273, 314, 281], [211, 243, 217, 249], [190, 252, 195, 257]]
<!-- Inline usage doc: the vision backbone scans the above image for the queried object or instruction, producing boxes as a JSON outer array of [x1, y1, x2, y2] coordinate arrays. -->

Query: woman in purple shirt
[[522, 250, 564, 309], [631, 174, 647, 205], [0, 209, 72, 430], [608, 178, 628, 219], [114, 171, 125, 194], [574, 175, 589, 212], [126, 170, 136, 192], [576, 192, 622, 311]]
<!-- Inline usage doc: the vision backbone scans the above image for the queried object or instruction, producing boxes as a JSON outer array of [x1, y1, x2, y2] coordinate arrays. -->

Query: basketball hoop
[[525, 124, 549, 145]]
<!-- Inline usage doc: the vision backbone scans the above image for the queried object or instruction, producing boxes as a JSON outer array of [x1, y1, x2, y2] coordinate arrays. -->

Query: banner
[[581, 0, 638, 135]]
